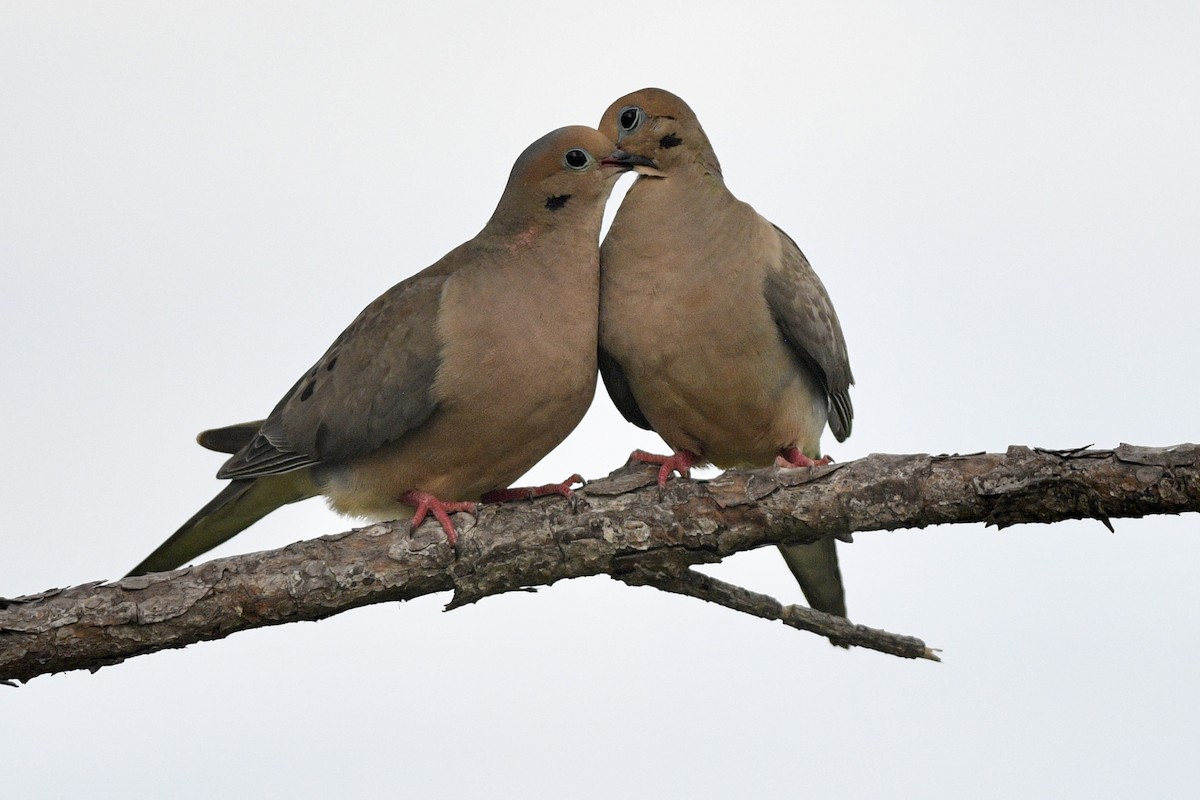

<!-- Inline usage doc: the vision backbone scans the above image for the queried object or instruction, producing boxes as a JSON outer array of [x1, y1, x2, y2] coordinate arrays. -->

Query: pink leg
[[482, 473, 584, 503], [776, 446, 833, 468], [629, 449, 702, 487], [400, 489, 477, 546]]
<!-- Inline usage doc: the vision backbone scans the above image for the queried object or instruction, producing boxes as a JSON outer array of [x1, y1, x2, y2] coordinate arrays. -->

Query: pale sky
[[3, 3, 1198, 798]]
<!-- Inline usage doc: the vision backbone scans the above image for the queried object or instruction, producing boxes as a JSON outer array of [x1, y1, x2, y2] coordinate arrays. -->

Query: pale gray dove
[[128, 126, 652, 576], [597, 89, 855, 620]]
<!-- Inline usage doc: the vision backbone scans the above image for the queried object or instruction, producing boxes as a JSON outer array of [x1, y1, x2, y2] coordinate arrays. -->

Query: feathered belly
[[319, 365, 596, 520], [635, 347, 828, 469]]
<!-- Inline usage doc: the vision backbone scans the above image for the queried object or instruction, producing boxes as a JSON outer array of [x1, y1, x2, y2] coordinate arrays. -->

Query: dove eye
[[618, 106, 643, 133], [563, 149, 592, 170]]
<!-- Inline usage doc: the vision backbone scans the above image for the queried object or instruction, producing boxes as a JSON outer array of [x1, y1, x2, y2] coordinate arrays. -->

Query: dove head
[[487, 126, 650, 232], [599, 88, 721, 178]]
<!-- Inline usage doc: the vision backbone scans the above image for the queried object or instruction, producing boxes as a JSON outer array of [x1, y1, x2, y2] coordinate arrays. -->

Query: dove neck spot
[[545, 194, 571, 211], [659, 134, 682, 149]]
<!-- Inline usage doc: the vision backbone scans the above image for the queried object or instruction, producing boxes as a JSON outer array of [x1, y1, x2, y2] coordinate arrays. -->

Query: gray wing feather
[[217, 273, 448, 480], [764, 225, 855, 442], [598, 346, 653, 431]]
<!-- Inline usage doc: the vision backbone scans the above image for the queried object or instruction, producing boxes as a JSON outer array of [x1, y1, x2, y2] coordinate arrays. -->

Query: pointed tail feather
[[127, 471, 318, 577], [196, 420, 265, 454], [778, 538, 848, 645]]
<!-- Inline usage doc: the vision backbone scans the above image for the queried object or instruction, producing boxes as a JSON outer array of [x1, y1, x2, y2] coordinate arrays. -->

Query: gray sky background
[[3, 3, 1198, 797]]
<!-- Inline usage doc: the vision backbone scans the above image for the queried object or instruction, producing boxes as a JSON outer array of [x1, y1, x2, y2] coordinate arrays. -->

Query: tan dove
[[128, 126, 651, 577], [597, 89, 855, 619]]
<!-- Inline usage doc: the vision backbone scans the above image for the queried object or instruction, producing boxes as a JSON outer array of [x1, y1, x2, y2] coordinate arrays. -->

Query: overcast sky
[[3, 3, 1198, 798]]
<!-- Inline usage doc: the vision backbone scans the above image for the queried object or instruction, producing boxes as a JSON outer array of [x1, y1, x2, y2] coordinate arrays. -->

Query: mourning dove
[[128, 126, 652, 577], [597, 89, 855, 619]]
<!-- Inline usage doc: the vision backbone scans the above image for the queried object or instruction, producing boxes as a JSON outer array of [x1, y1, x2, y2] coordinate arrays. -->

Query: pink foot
[[482, 474, 584, 503], [629, 449, 702, 487], [776, 447, 833, 468], [400, 489, 477, 546]]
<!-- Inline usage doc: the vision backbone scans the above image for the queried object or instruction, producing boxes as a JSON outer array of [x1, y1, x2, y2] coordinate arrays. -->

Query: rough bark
[[3, 444, 1197, 684]]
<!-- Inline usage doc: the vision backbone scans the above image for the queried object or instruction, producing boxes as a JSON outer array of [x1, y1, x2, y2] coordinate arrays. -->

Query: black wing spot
[[325, 356, 338, 372], [299, 380, 316, 402], [659, 133, 682, 149], [545, 194, 571, 211], [314, 421, 330, 455]]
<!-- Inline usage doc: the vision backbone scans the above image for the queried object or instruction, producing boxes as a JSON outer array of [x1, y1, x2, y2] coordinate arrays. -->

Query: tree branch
[[616, 566, 937, 660], [3, 444, 1197, 683]]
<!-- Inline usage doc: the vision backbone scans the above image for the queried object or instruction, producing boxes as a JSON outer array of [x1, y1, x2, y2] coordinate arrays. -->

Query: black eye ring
[[618, 106, 643, 133], [563, 149, 591, 170]]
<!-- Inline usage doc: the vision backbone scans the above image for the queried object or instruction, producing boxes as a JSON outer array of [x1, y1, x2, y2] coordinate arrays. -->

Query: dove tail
[[196, 420, 265, 454], [778, 538, 849, 646], [126, 472, 318, 577]]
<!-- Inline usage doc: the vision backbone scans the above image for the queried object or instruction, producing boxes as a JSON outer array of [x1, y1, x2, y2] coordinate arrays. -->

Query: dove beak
[[600, 150, 660, 175]]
